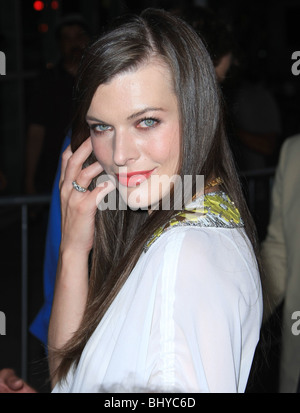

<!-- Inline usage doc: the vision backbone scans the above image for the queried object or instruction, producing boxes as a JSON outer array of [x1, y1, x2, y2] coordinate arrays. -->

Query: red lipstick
[[116, 169, 155, 187]]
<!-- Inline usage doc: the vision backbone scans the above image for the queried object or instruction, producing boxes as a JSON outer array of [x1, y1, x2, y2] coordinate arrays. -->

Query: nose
[[113, 129, 139, 167]]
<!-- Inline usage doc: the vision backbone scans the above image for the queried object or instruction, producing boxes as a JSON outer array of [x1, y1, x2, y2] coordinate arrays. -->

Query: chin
[[117, 178, 174, 211], [118, 187, 151, 211]]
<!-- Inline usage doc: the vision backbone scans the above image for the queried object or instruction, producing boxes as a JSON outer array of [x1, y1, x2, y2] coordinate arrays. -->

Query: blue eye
[[139, 117, 160, 129], [90, 123, 112, 134], [96, 124, 110, 131], [143, 119, 155, 127]]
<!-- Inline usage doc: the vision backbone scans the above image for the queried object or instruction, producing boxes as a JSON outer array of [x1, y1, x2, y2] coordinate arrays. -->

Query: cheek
[[92, 139, 112, 170], [150, 126, 180, 167]]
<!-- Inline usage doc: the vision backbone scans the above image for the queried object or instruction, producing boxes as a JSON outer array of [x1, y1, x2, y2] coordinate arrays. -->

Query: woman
[[49, 8, 263, 393]]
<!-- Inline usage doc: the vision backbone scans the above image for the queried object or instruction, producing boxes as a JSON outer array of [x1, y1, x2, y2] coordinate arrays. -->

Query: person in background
[[261, 134, 300, 393], [178, 5, 236, 84], [29, 134, 70, 346], [25, 15, 90, 195], [180, 5, 281, 174], [231, 77, 281, 172]]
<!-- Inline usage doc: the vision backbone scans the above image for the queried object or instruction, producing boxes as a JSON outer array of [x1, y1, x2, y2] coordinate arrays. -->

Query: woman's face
[[86, 60, 181, 211]]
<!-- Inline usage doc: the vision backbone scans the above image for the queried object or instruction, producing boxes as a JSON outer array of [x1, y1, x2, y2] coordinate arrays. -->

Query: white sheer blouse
[[52, 212, 262, 393]]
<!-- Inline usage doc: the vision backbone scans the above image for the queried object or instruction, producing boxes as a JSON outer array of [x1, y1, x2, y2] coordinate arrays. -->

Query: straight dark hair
[[53, 8, 262, 382]]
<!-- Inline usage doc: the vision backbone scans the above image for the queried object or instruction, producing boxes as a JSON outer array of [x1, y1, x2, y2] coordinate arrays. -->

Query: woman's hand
[[49, 137, 116, 386], [0, 369, 37, 393], [59, 137, 115, 256]]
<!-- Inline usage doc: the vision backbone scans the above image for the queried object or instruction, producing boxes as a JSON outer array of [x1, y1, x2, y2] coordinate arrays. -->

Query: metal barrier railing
[[0, 167, 276, 382], [0, 194, 51, 381]]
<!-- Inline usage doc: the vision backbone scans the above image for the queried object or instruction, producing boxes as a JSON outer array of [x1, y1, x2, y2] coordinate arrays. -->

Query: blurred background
[[0, 0, 299, 393]]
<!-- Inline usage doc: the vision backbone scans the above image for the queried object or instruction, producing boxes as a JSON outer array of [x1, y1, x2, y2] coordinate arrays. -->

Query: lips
[[116, 169, 155, 187]]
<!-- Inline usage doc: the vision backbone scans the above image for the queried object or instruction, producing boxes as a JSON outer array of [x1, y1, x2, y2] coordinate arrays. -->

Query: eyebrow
[[86, 107, 165, 123], [86, 115, 105, 123], [126, 107, 165, 120]]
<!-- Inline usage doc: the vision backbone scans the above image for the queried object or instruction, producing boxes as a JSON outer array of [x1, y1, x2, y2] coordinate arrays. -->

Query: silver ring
[[72, 180, 87, 193]]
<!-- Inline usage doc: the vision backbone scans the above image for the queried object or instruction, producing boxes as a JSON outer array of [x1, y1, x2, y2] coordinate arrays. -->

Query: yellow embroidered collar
[[144, 191, 244, 252]]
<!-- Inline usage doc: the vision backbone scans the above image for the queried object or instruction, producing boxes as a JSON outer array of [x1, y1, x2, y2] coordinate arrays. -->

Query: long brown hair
[[54, 8, 261, 381]]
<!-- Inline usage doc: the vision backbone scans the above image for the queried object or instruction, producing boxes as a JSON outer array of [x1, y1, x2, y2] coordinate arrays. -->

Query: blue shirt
[[29, 134, 70, 345]]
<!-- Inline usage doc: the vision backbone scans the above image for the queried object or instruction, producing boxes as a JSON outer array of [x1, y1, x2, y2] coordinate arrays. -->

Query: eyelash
[[138, 117, 160, 129], [89, 117, 161, 136], [89, 123, 111, 134]]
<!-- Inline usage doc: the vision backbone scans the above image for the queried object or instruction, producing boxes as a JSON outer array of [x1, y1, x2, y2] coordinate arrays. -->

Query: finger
[[74, 176, 116, 208], [95, 179, 117, 210], [1, 369, 24, 391], [8, 376, 24, 391], [72, 161, 104, 193], [59, 145, 72, 188], [72, 177, 116, 213], [64, 138, 94, 186]]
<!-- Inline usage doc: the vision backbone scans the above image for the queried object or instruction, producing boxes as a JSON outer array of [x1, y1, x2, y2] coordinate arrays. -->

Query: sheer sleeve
[[145, 227, 262, 393]]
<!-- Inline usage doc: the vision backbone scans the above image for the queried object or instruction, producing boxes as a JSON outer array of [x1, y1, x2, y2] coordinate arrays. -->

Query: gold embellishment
[[204, 176, 223, 190], [192, 176, 224, 201], [144, 190, 243, 252]]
